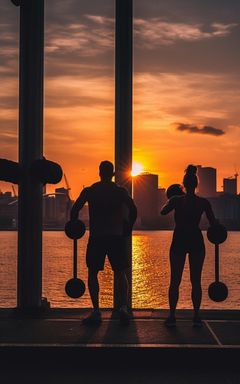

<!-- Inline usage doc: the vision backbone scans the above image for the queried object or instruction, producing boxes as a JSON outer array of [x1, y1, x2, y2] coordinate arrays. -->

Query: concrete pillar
[[114, 0, 133, 308], [13, 0, 45, 310]]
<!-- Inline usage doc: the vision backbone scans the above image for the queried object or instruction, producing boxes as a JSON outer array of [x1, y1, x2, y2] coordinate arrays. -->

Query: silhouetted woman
[[161, 165, 216, 327]]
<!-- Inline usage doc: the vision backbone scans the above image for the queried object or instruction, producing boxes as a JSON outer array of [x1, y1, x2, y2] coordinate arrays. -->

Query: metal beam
[[16, 0, 45, 310], [115, 0, 133, 308]]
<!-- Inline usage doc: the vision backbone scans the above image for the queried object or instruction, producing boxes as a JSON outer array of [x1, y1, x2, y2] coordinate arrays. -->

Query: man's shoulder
[[116, 184, 128, 193], [88, 182, 102, 190], [87, 182, 119, 195], [115, 185, 131, 199], [87, 182, 129, 197], [78, 186, 90, 199]]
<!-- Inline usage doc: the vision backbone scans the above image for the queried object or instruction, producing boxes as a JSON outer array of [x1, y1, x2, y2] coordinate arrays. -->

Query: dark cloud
[[135, 0, 240, 23], [176, 123, 225, 136], [1, 0, 240, 80]]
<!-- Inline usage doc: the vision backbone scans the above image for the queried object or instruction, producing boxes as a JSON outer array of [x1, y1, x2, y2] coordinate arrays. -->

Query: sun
[[131, 162, 144, 177]]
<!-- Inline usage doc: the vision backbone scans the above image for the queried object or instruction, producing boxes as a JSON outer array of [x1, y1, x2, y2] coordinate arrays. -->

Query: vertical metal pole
[[17, 0, 45, 310], [73, 239, 78, 279], [215, 244, 219, 283], [115, 0, 133, 308]]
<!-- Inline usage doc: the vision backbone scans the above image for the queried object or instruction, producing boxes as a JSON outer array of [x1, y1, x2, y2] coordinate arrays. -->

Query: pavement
[[0, 309, 239, 383]]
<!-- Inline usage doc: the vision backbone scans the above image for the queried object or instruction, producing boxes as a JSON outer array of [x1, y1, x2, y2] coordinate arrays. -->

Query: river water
[[0, 231, 239, 309]]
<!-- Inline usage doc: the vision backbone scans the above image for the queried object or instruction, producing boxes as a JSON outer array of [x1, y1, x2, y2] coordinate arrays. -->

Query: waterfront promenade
[[0, 309, 239, 357], [0, 308, 239, 383]]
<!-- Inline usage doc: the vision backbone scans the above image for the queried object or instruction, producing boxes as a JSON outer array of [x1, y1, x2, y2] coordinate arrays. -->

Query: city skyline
[[1, 0, 240, 198], [0, 2, 239, 365], [1, 163, 239, 230], [0, 161, 238, 198]]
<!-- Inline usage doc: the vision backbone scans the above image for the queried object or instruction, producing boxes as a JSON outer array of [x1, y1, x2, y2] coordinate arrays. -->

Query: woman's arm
[[204, 199, 217, 226], [161, 197, 177, 215]]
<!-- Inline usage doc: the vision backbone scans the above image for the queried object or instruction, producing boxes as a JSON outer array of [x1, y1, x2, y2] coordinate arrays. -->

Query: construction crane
[[63, 173, 72, 201], [222, 170, 239, 195], [63, 174, 73, 221], [226, 172, 238, 180], [233, 165, 239, 180]]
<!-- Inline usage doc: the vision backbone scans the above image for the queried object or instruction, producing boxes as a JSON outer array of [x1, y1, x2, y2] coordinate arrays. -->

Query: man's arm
[[70, 188, 88, 221]]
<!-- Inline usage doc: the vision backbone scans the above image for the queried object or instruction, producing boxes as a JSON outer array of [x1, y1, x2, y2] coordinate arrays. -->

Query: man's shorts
[[86, 235, 130, 272]]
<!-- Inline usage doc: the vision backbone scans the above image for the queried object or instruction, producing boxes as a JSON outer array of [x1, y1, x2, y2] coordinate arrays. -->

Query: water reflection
[[0, 231, 239, 309]]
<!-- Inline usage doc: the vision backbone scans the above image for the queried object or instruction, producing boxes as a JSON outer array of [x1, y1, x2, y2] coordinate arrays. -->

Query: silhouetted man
[[70, 161, 137, 325]]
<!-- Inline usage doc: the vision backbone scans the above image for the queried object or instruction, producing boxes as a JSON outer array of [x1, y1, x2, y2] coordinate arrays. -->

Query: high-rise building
[[223, 176, 237, 195], [133, 173, 158, 226], [55, 187, 71, 224], [43, 196, 56, 224], [197, 165, 217, 197], [0, 192, 17, 228], [158, 188, 167, 215]]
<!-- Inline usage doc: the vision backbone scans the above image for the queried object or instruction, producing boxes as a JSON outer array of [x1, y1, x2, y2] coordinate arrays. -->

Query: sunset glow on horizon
[[1, 1, 240, 199]]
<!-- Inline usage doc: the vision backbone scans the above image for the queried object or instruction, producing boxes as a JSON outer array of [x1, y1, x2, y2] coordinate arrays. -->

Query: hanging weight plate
[[65, 220, 86, 240], [65, 278, 86, 299], [207, 224, 227, 245], [208, 281, 228, 302]]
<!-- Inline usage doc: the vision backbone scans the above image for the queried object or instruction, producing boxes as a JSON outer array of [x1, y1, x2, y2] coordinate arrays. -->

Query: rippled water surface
[[0, 231, 239, 309]]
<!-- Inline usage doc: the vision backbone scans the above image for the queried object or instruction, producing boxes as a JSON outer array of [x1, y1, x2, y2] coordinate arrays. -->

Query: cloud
[[45, 15, 114, 57], [0, 0, 239, 196], [134, 19, 238, 47], [175, 123, 225, 136], [134, 72, 240, 126]]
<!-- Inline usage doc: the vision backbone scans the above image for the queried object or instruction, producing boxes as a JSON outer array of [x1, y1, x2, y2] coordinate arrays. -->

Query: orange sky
[[1, 1, 240, 199]]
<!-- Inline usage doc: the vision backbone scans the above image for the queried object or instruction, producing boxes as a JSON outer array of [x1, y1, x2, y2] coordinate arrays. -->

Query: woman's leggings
[[168, 244, 205, 315]]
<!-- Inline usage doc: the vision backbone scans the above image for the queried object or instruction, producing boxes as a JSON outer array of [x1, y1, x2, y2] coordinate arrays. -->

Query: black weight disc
[[65, 278, 86, 298], [166, 184, 184, 199], [207, 224, 227, 245], [65, 220, 86, 240], [208, 281, 228, 302]]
